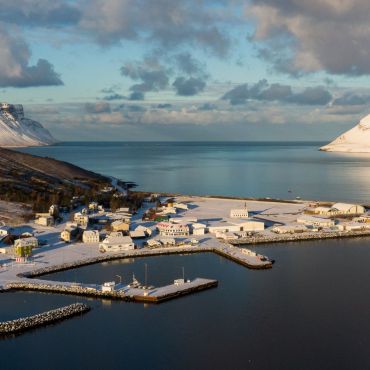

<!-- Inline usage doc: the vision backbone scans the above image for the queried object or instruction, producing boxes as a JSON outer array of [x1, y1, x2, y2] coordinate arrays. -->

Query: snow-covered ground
[[321, 113, 370, 153]]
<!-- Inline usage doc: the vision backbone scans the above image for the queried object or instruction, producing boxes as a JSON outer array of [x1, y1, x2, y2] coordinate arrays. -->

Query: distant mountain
[[0, 103, 56, 147], [320, 114, 370, 153]]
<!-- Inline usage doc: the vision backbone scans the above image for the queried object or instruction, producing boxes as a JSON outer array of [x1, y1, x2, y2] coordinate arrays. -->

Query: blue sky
[[2, 0, 370, 141]]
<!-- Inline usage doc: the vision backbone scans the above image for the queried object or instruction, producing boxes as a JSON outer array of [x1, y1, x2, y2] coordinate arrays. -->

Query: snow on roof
[[156, 222, 189, 230], [331, 203, 361, 211]]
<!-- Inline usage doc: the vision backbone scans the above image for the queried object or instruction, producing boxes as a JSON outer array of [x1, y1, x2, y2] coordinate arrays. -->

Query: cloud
[[0, 1, 81, 27], [103, 93, 126, 101], [79, 0, 234, 57], [173, 77, 206, 96], [222, 79, 332, 105], [332, 92, 370, 106], [286, 86, 332, 105], [248, 0, 370, 75], [85, 102, 111, 113], [198, 103, 217, 111], [0, 26, 63, 87], [128, 91, 145, 101], [174, 52, 207, 77], [121, 58, 170, 99]]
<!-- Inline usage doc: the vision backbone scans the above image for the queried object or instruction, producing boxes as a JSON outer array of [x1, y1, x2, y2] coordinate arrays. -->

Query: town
[[1, 190, 370, 299]]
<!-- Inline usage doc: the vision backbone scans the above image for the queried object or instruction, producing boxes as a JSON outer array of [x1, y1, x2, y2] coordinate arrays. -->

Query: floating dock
[[6, 278, 218, 303]]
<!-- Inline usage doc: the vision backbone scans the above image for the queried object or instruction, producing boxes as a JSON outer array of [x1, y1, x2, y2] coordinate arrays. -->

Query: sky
[[2, 0, 370, 141]]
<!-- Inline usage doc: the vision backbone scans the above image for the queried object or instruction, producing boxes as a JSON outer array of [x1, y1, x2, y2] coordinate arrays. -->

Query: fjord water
[[19, 141, 370, 203], [3, 141, 370, 369], [3, 240, 370, 370]]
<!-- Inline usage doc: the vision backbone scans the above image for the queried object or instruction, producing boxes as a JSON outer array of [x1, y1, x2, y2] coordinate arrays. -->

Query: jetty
[[6, 278, 218, 303], [0, 303, 90, 336]]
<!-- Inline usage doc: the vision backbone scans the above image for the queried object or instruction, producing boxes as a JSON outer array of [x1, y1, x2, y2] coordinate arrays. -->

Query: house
[[146, 239, 162, 248], [82, 230, 100, 243], [159, 207, 177, 215], [0, 226, 11, 237], [158, 237, 176, 246], [74, 212, 89, 227], [99, 235, 135, 252], [134, 225, 152, 236], [35, 215, 54, 227], [156, 222, 190, 237], [116, 207, 130, 213], [297, 215, 335, 228], [111, 220, 130, 232], [14, 237, 38, 251], [61, 227, 79, 242], [191, 223, 207, 235], [230, 208, 249, 219], [129, 230, 146, 239]]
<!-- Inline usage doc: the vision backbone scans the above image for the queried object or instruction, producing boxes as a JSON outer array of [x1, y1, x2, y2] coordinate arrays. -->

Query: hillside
[[0, 148, 111, 212], [0, 103, 56, 147], [320, 114, 370, 153]]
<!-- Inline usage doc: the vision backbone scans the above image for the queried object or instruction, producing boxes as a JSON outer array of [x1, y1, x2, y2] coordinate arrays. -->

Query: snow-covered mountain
[[320, 114, 370, 153], [0, 102, 56, 147]]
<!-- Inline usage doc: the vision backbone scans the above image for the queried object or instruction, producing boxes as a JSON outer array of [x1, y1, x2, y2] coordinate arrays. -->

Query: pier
[[6, 278, 218, 303], [0, 303, 90, 336]]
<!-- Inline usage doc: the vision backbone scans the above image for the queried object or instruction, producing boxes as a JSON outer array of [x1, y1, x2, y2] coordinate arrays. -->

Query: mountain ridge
[[0, 103, 56, 147], [320, 114, 370, 153]]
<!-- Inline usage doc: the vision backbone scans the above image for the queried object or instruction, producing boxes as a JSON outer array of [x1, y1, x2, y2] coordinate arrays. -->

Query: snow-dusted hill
[[0, 103, 56, 147], [320, 114, 370, 153]]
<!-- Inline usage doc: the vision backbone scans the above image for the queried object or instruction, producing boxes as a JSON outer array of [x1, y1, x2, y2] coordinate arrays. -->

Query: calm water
[[3, 142, 370, 369], [18, 141, 370, 203], [3, 240, 370, 370]]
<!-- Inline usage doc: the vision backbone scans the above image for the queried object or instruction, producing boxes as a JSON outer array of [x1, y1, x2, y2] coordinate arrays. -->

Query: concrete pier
[[7, 278, 218, 303], [0, 303, 90, 335]]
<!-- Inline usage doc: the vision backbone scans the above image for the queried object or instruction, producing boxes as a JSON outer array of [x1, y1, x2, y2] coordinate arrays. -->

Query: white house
[[146, 239, 162, 248], [157, 222, 190, 237], [191, 223, 207, 235], [230, 208, 249, 219], [82, 230, 100, 243], [35, 215, 54, 226], [74, 212, 89, 227], [99, 235, 135, 252]]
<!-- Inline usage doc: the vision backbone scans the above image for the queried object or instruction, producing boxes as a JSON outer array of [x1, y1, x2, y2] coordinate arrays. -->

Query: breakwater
[[229, 229, 370, 246], [0, 303, 90, 335]]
